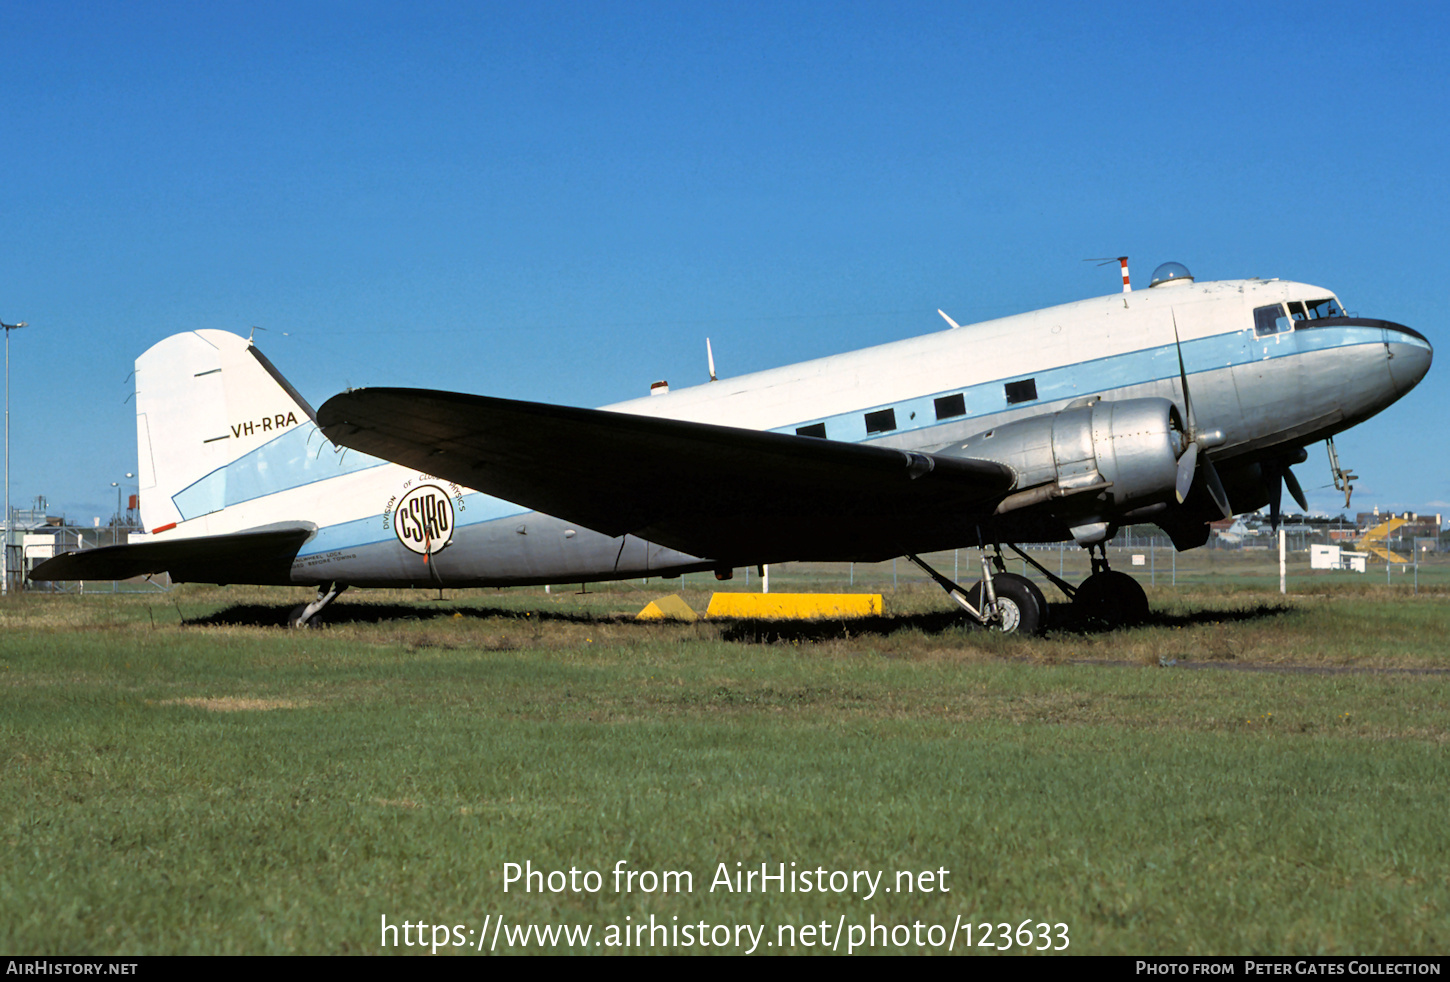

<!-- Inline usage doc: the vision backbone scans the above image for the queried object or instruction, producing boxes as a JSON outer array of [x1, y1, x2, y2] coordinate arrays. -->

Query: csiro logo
[[393, 483, 455, 555]]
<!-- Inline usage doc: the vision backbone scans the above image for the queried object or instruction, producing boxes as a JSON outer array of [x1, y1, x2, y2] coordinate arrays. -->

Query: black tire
[[1074, 570, 1149, 629], [966, 572, 1048, 635]]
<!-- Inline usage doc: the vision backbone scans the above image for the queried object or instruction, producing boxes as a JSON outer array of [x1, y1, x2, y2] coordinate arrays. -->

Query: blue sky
[[2, 1, 1446, 525]]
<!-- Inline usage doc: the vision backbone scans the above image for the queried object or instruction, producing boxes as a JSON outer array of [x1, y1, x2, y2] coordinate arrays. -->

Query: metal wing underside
[[317, 389, 1016, 564], [29, 524, 316, 586]]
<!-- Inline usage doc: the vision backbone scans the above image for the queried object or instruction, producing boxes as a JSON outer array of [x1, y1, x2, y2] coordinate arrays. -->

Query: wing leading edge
[[317, 389, 1015, 564]]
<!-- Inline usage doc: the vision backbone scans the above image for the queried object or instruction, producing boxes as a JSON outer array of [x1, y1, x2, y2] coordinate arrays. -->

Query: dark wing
[[30, 524, 316, 585], [318, 389, 1014, 563]]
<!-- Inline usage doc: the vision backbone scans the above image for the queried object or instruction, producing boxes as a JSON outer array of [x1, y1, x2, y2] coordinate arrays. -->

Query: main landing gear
[[1072, 544, 1149, 629], [288, 582, 348, 629], [907, 540, 1150, 635], [905, 551, 1049, 636]]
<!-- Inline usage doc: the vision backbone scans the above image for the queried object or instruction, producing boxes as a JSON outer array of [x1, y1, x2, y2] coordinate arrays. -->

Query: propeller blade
[[1171, 310, 1198, 435], [1263, 461, 1284, 531], [1284, 466, 1309, 512], [1175, 442, 1199, 504], [1203, 457, 1232, 519]]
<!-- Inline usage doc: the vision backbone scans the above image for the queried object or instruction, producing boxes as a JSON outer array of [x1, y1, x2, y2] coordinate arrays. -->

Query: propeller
[[1284, 467, 1308, 511], [1170, 312, 1231, 518], [1261, 456, 1309, 531]]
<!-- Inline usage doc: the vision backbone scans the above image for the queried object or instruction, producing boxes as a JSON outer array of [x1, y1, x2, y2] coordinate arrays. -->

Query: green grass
[[1, 575, 1448, 955]]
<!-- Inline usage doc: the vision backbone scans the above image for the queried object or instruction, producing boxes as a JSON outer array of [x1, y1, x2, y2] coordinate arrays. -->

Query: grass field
[[2, 552, 1447, 955]]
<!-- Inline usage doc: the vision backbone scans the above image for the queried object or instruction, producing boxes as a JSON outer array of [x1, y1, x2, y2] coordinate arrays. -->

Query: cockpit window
[[1253, 303, 1291, 337], [1305, 297, 1345, 319], [1287, 301, 1308, 321]]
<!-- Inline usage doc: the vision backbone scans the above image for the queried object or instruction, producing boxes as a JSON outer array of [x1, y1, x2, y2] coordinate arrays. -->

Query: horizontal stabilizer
[[30, 524, 316, 585], [318, 388, 1016, 563]]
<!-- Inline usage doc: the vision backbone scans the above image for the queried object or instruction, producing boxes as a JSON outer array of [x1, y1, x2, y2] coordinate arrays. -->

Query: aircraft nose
[[1384, 322, 1433, 396]]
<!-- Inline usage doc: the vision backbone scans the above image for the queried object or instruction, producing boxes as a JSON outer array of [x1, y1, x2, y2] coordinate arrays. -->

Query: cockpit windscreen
[[1304, 297, 1345, 319]]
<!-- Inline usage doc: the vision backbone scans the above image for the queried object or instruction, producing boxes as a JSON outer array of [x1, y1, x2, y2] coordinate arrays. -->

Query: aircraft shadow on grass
[[709, 601, 1292, 643], [179, 602, 601, 629], [178, 599, 1292, 640]]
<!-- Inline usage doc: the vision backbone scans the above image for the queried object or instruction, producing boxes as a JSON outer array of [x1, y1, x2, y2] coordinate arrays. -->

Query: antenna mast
[[1086, 256, 1132, 292]]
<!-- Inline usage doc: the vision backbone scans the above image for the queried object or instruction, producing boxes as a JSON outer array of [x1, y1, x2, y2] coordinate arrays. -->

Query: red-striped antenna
[[1087, 256, 1132, 293]]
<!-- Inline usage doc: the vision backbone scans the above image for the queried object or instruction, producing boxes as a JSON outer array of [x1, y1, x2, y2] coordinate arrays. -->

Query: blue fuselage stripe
[[301, 324, 1392, 556], [773, 325, 1386, 442]]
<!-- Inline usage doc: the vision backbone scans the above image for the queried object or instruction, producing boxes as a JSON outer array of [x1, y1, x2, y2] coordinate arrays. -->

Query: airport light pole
[[108, 473, 135, 593], [111, 473, 135, 539], [2, 319, 30, 597]]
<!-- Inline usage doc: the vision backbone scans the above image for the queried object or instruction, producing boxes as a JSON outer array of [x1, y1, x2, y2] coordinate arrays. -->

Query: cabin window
[[795, 423, 827, 439], [934, 393, 965, 420], [1305, 297, 1346, 319], [1253, 303, 1292, 337], [1004, 378, 1037, 405], [864, 408, 897, 434]]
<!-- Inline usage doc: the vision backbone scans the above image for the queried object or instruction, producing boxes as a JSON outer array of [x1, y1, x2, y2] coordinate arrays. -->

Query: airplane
[[32, 261, 1432, 634]]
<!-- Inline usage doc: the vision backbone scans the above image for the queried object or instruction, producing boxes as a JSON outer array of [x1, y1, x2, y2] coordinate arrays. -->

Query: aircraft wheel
[[287, 604, 322, 629], [966, 572, 1047, 636], [1074, 570, 1149, 629]]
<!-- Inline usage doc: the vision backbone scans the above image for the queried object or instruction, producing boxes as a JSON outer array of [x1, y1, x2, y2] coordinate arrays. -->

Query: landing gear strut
[[908, 536, 1152, 635], [905, 548, 1048, 636], [289, 582, 348, 629]]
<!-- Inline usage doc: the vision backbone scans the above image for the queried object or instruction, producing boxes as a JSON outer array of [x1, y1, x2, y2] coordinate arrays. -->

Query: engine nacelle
[[948, 397, 1186, 517]]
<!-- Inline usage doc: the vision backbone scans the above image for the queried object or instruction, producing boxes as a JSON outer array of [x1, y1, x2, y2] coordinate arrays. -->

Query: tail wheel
[[966, 572, 1048, 636], [287, 604, 323, 629], [1074, 570, 1149, 629]]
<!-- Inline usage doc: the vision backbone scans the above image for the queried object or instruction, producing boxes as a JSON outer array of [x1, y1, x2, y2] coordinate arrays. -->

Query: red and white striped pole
[[1118, 256, 1131, 293]]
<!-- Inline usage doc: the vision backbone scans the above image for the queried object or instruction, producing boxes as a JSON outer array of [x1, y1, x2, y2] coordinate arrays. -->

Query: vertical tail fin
[[135, 330, 316, 533]]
